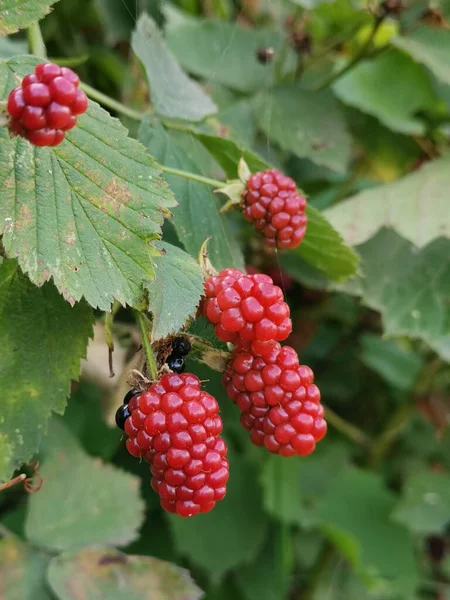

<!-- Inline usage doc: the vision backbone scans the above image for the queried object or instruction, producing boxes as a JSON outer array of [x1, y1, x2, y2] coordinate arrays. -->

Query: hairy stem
[[159, 165, 224, 189], [80, 83, 145, 121], [313, 15, 384, 91], [135, 312, 158, 381], [27, 23, 46, 58]]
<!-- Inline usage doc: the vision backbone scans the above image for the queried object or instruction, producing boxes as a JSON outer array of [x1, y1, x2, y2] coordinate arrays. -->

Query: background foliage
[[1, 0, 450, 598]]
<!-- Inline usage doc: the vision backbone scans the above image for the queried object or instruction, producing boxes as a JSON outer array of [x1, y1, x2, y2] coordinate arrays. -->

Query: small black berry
[[167, 354, 185, 374], [123, 388, 139, 405], [171, 337, 191, 357], [115, 405, 131, 430]]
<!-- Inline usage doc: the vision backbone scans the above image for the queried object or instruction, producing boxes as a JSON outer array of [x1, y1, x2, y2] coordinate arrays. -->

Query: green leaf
[[349, 229, 450, 360], [194, 133, 269, 178], [62, 381, 120, 460], [0, 55, 176, 311], [194, 132, 359, 281], [25, 421, 144, 551], [333, 50, 437, 135], [168, 450, 269, 577], [325, 157, 450, 248], [392, 471, 450, 534], [47, 547, 203, 600], [253, 85, 351, 174], [0, 534, 50, 600], [145, 241, 204, 340], [234, 535, 287, 600], [315, 468, 419, 596], [0, 260, 93, 482], [297, 205, 360, 281], [260, 456, 306, 526], [393, 26, 450, 87], [139, 117, 245, 271], [0, 0, 60, 35], [131, 13, 217, 122], [166, 19, 289, 93], [261, 443, 350, 528], [0, 37, 27, 59], [360, 334, 423, 391]]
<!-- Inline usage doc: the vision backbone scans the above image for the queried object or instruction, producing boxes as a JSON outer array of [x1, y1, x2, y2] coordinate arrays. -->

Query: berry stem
[[104, 300, 120, 378], [27, 23, 47, 59], [323, 404, 372, 449], [0, 473, 26, 493], [313, 15, 384, 91], [159, 165, 224, 189], [80, 83, 145, 122], [135, 311, 158, 381]]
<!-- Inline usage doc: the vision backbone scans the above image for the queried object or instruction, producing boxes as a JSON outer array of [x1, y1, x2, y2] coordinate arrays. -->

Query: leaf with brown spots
[[0, 55, 176, 310], [0, 534, 50, 600], [0, 259, 94, 483], [0, 0, 60, 35], [47, 547, 203, 600]]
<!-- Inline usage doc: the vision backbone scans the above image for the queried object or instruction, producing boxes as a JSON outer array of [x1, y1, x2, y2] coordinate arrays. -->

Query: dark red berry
[[49, 77, 77, 106], [7, 87, 25, 118], [25, 128, 59, 147], [242, 169, 307, 250], [35, 62, 62, 83], [124, 372, 229, 517], [61, 115, 77, 131], [6, 62, 88, 147], [201, 269, 291, 346], [61, 67, 80, 87], [46, 102, 72, 129], [223, 340, 326, 456], [70, 89, 88, 115], [22, 83, 51, 107], [19, 106, 47, 130]]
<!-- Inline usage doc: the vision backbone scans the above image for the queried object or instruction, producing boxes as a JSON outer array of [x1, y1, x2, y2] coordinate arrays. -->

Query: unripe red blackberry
[[201, 269, 292, 346], [124, 372, 229, 517], [6, 62, 88, 147], [242, 169, 307, 250], [223, 341, 326, 456]]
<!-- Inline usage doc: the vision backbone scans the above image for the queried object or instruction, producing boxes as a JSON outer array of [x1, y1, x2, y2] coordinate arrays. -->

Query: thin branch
[[313, 16, 384, 91], [324, 404, 372, 449], [135, 312, 158, 381], [80, 83, 145, 121], [159, 165, 224, 189], [0, 473, 26, 493]]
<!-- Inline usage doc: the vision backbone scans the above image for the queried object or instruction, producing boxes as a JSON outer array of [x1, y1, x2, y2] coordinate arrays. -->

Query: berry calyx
[[223, 340, 326, 456], [201, 269, 292, 346], [124, 372, 229, 517], [6, 62, 88, 147], [242, 169, 307, 250]]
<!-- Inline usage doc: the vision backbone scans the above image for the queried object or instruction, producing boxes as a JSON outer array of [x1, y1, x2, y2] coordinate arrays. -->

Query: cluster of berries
[[201, 268, 326, 457], [6, 62, 88, 147], [242, 169, 307, 251], [116, 338, 229, 518]]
